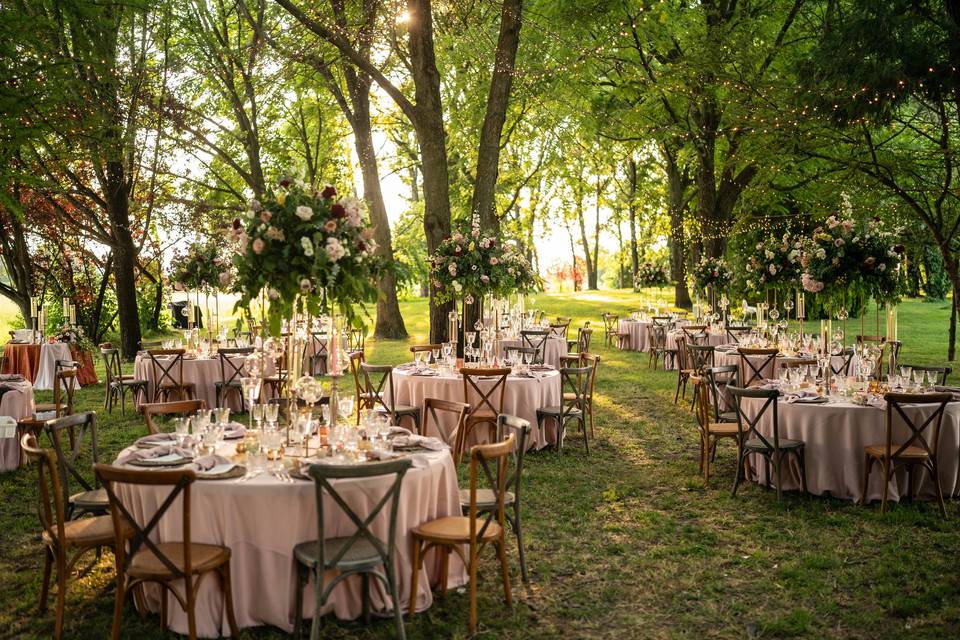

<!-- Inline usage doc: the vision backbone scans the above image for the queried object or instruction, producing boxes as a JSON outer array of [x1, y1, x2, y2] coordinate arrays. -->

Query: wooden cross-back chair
[[690, 375, 740, 487], [726, 325, 753, 345], [536, 365, 591, 455], [410, 434, 515, 634], [647, 323, 671, 370], [359, 363, 421, 432], [94, 465, 240, 640], [831, 347, 856, 378], [601, 313, 619, 347], [348, 327, 366, 352], [568, 326, 593, 354], [728, 386, 807, 502], [674, 336, 694, 404], [146, 349, 195, 403], [421, 398, 470, 460], [294, 458, 411, 640], [21, 434, 124, 640], [897, 363, 953, 386], [141, 400, 206, 436], [460, 367, 510, 461], [216, 347, 253, 410], [520, 330, 549, 365], [263, 348, 290, 398], [681, 325, 708, 345], [651, 315, 673, 327], [704, 364, 739, 424], [737, 347, 778, 388], [44, 412, 108, 519], [101, 347, 147, 415], [349, 350, 373, 424], [306, 332, 328, 375], [33, 361, 78, 419], [860, 392, 951, 516]]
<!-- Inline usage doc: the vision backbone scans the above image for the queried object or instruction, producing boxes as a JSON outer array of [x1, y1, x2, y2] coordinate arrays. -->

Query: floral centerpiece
[[170, 239, 234, 292], [52, 322, 93, 352], [429, 222, 541, 305], [799, 205, 904, 305], [691, 256, 731, 292], [743, 232, 802, 293], [230, 178, 380, 333], [635, 261, 670, 289]]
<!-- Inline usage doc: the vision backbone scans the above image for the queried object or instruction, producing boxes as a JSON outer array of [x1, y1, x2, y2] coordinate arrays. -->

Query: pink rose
[[260, 211, 272, 223], [324, 220, 337, 233], [489, 257, 499, 265], [252, 238, 265, 254]]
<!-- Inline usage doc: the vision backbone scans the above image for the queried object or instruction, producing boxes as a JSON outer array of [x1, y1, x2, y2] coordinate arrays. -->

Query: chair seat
[[412, 516, 502, 543], [114, 378, 147, 388], [459, 489, 515, 510], [159, 382, 195, 390], [537, 406, 583, 418], [70, 487, 108, 511], [34, 402, 66, 413], [706, 422, 739, 436], [744, 437, 804, 451], [374, 404, 418, 416], [42, 514, 117, 547], [215, 380, 242, 388], [865, 444, 930, 460], [128, 542, 230, 578], [717, 411, 737, 423], [293, 537, 383, 572]]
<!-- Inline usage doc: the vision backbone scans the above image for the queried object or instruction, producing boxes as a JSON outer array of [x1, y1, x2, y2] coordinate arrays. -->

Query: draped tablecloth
[[499, 336, 567, 368], [388, 367, 562, 450], [0, 380, 35, 471], [2, 341, 97, 389], [740, 396, 960, 502], [34, 342, 76, 391], [666, 331, 730, 370], [617, 320, 651, 352], [112, 444, 464, 637], [134, 354, 269, 411], [2, 342, 42, 383]]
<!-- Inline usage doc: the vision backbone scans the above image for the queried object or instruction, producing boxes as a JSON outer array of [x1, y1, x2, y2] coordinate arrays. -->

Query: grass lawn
[[1, 290, 958, 639]]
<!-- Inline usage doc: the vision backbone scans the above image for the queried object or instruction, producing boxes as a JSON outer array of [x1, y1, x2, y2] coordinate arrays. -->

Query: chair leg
[[387, 564, 406, 640], [496, 539, 513, 607], [703, 435, 711, 487], [514, 504, 528, 584], [797, 448, 808, 494], [408, 538, 422, 617], [932, 460, 947, 518], [221, 563, 240, 637], [581, 417, 589, 454], [440, 549, 449, 596], [468, 540, 478, 635], [294, 562, 305, 640], [860, 454, 873, 506], [362, 573, 370, 624], [774, 451, 783, 502], [39, 547, 53, 613], [880, 458, 891, 514], [53, 553, 66, 640], [731, 449, 745, 497], [110, 574, 126, 640]]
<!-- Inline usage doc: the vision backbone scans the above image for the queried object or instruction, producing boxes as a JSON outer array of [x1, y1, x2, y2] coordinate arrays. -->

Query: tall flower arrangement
[[635, 261, 670, 289], [429, 223, 541, 305], [691, 256, 731, 292], [743, 232, 802, 293], [170, 239, 234, 292], [230, 179, 380, 332]]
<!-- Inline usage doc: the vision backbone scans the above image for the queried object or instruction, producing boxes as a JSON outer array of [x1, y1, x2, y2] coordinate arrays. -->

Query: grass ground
[[1, 290, 958, 639]]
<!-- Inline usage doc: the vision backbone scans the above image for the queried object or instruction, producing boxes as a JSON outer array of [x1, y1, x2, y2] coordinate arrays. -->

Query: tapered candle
[[62, 297, 70, 320], [30, 297, 38, 318], [69, 305, 76, 325]]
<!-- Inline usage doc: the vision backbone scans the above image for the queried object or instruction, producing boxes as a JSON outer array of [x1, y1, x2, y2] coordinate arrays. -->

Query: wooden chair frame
[[147, 349, 194, 403], [830, 347, 856, 378], [101, 347, 147, 415], [45, 412, 105, 519], [674, 336, 693, 405], [690, 375, 740, 487], [216, 348, 253, 409], [601, 313, 619, 347], [141, 400, 206, 436], [460, 367, 510, 461], [422, 397, 471, 460], [360, 363, 421, 432], [536, 366, 590, 455], [519, 330, 549, 364], [704, 365, 739, 423], [737, 348, 778, 388]]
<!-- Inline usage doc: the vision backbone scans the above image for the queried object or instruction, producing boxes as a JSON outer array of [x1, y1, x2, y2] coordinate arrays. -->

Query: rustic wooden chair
[[690, 375, 741, 487], [601, 313, 619, 347], [536, 365, 591, 455], [421, 398, 471, 459], [349, 350, 374, 424], [94, 464, 240, 640], [725, 324, 753, 344], [141, 400, 206, 436], [830, 347, 856, 377], [360, 363, 421, 432], [681, 325, 708, 346], [860, 392, 951, 517], [409, 344, 442, 363], [33, 363, 78, 419], [101, 347, 148, 415], [348, 327, 366, 352], [263, 348, 290, 398], [548, 322, 570, 341], [215, 347, 253, 410], [460, 415, 531, 583], [460, 367, 510, 461], [146, 349, 195, 402], [306, 332, 328, 375], [294, 458, 411, 640], [21, 434, 125, 640], [674, 336, 694, 405], [737, 347, 778, 388], [519, 330, 549, 364], [409, 434, 515, 634], [704, 364, 739, 424], [567, 326, 593, 354], [647, 323, 673, 370], [45, 412, 108, 519], [728, 386, 807, 501]]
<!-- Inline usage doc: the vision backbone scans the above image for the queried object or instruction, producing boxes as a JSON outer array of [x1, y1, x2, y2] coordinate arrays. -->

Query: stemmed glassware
[[173, 417, 191, 448], [430, 347, 440, 365], [414, 350, 423, 368], [252, 403, 264, 430]]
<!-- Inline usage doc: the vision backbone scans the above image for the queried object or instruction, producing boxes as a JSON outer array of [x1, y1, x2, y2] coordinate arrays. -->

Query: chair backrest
[[141, 399, 206, 435], [780, 358, 818, 369], [682, 325, 707, 339], [690, 375, 711, 433], [497, 414, 530, 506], [218, 347, 254, 390], [101, 347, 122, 386], [831, 347, 856, 377], [898, 363, 952, 386], [559, 366, 591, 419], [359, 363, 397, 414], [601, 313, 618, 334], [20, 433, 67, 551], [728, 385, 783, 451], [652, 315, 673, 326], [548, 323, 568, 340], [139, 339, 164, 351], [305, 458, 411, 578], [674, 336, 689, 371], [348, 327, 366, 352], [574, 327, 593, 353], [461, 367, 510, 416], [409, 344, 441, 354], [95, 464, 197, 580], [580, 352, 601, 401], [44, 412, 99, 518], [466, 433, 516, 545], [422, 398, 470, 451], [349, 350, 366, 400], [687, 344, 715, 373], [883, 392, 952, 461], [737, 348, 778, 387], [520, 330, 548, 364], [726, 325, 752, 344], [306, 333, 328, 375], [53, 361, 78, 416], [704, 364, 738, 421], [147, 349, 185, 391], [648, 323, 667, 350]]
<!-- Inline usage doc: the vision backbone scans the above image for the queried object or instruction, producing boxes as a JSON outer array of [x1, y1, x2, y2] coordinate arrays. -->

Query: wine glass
[[265, 403, 279, 426], [430, 348, 440, 365], [173, 417, 190, 447], [216, 407, 230, 426], [442, 342, 453, 362], [414, 350, 423, 368], [252, 403, 264, 430], [340, 395, 355, 423]]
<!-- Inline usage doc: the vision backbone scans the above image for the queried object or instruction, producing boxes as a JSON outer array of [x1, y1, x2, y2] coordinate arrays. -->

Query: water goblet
[[265, 403, 279, 425], [252, 403, 264, 430], [340, 395, 355, 423], [216, 407, 231, 426], [899, 366, 913, 385], [414, 350, 423, 368], [466, 331, 476, 348], [431, 348, 440, 365], [173, 417, 190, 447]]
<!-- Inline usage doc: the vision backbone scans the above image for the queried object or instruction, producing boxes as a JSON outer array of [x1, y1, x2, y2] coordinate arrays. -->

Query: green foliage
[[169, 239, 233, 292], [922, 246, 950, 300]]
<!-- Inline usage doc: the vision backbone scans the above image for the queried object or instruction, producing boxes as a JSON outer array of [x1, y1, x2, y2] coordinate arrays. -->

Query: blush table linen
[[740, 396, 960, 502], [498, 336, 567, 368], [134, 355, 260, 411], [617, 320, 650, 352], [33, 342, 77, 391], [389, 368, 562, 451], [112, 445, 464, 637], [0, 380, 36, 471]]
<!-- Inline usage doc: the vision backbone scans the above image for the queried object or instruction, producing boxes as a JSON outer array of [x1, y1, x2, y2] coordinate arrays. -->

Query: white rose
[[301, 236, 314, 257], [295, 205, 313, 221]]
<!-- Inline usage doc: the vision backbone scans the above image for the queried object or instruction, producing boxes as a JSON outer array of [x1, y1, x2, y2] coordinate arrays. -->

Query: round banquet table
[[134, 354, 272, 411], [498, 336, 567, 369], [388, 367, 562, 451], [740, 395, 960, 502], [666, 331, 730, 370], [0, 379, 35, 471], [714, 348, 859, 381], [112, 443, 463, 637], [2, 341, 98, 388], [617, 319, 650, 352]]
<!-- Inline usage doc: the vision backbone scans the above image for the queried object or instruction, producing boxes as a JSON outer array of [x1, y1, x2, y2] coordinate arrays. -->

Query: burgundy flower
[[893, 244, 905, 254], [357, 240, 367, 252], [321, 185, 337, 199], [331, 203, 346, 218], [232, 218, 242, 230], [279, 178, 290, 188], [872, 216, 881, 222]]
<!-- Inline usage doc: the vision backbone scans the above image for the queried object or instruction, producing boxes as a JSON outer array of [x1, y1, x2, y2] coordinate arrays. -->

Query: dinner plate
[[198, 464, 245, 480], [128, 453, 193, 467], [793, 396, 829, 404]]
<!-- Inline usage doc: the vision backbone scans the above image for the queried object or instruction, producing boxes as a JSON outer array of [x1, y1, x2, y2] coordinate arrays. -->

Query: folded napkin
[[117, 445, 192, 465], [0, 374, 25, 382], [222, 423, 247, 440], [391, 434, 447, 451], [395, 362, 417, 371], [388, 426, 412, 436], [0, 416, 16, 439], [866, 396, 887, 410], [783, 389, 821, 403], [411, 369, 438, 377], [136, 432, 178, 445], [191, 454, 233, 472]]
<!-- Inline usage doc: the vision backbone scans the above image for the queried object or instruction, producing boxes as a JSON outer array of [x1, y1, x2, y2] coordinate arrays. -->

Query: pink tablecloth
[[389, 368, 562, 450], [499, 336, 567, 368], [0, 380, 36, 471], [617, 320, 650, 352], [667, 331, 730, 369], [134, 355, 270, 411], [741, 396, 960, 502], [113, 445, 464, 637], [715, 349, 859, 381]]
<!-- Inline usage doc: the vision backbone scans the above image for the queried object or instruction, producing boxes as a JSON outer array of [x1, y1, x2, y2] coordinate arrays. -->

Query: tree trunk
[[577, 203, 596, 291], [664, 149, 692, 309], [470, 0, 523, 234], [105, 162, 142, 359], [947, 260, 960, 361], [627, 158, 639, 282]]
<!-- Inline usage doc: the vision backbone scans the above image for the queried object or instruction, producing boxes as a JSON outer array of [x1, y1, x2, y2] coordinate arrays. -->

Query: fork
[[272, 467, 294, 483]]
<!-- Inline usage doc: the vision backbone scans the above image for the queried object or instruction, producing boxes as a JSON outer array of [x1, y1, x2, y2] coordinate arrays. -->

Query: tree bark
[[470, 0, 522, 234], [627, 158, 639, 282], [105, 162, 142, 359], [663, 146, 692, 308], [0, 195, 35, 323]]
